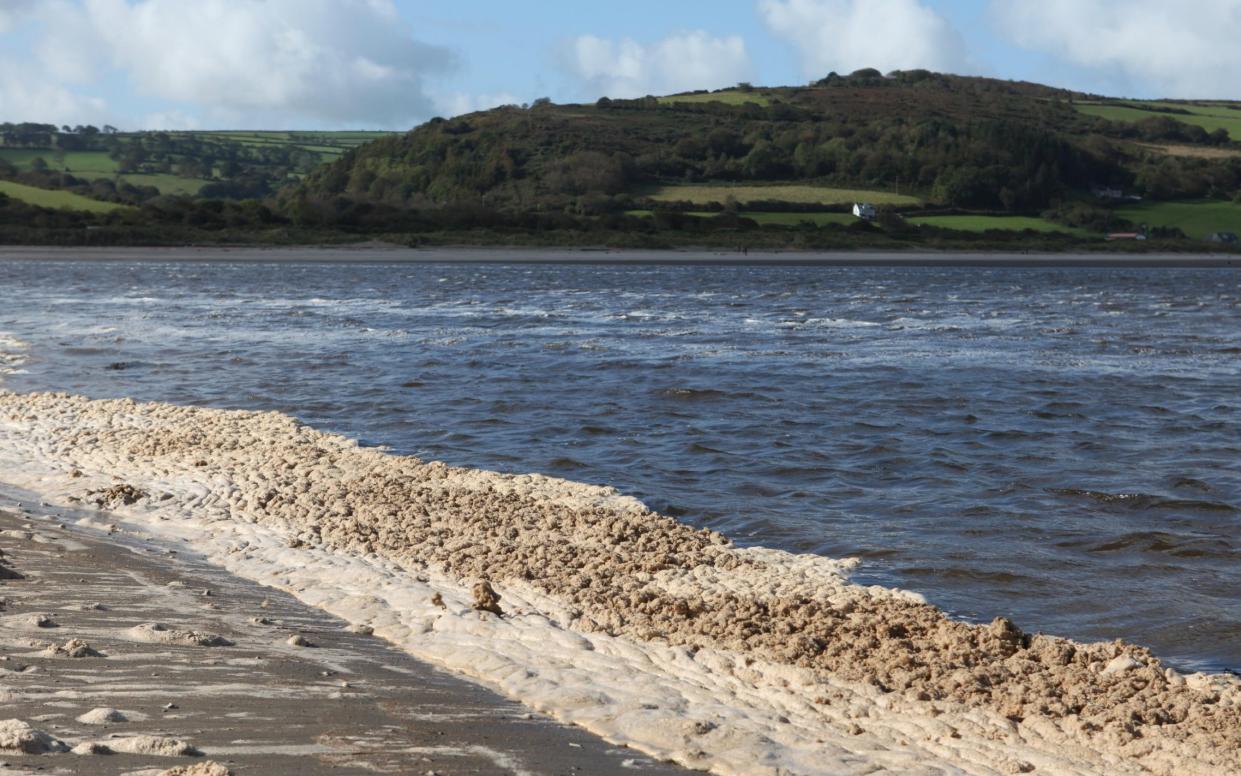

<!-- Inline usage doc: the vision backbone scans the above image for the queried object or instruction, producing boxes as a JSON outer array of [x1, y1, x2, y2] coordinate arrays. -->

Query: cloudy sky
[[2, 0, 1239, 130]]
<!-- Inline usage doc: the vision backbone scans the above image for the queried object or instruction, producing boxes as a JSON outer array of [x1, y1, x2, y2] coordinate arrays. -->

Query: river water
[[1, 257, 1237, 671]]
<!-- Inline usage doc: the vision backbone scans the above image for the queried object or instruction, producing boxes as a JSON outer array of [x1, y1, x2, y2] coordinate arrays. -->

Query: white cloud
[[0, 60, 110, 126], [993, 0, 1241, 98], [8, 0, 457, 129], [0, 0, 37, 33], [562, 31, 752, 99], [141, 110, 201, 131], [759, 0, 968, 78]]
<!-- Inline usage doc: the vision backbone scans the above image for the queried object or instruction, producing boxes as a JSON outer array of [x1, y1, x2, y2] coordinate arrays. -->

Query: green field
[[659, 90, 770, 107], [0, 148, 119, 174], [0, 180, 127, 213], [627, 210, 857, 226], [118, 173, 206, 196], [191, 130, 390, 155], [1113, 200, 1241, 238], [0, 130, 391, 198], [735, 211, 857, 226], [1076, 102, 1241, 138], [646, 184, 920, 207], [0, 148, 206, 193], [907, 215, 1088, 235]]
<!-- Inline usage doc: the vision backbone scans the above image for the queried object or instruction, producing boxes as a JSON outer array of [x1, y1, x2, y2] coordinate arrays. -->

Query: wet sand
[[0, 508, 689, 775], [0, 245, 1237, 267]]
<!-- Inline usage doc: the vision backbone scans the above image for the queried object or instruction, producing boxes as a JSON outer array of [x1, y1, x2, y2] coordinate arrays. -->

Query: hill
[[275, 70, 1241, 243], [3, 70, 1241, 248], [0, 125, 393, 206]]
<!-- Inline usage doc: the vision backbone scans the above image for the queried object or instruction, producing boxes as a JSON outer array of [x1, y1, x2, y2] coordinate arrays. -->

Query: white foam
[[0, 391, 1227, 776], [0, 333, 29, 377]]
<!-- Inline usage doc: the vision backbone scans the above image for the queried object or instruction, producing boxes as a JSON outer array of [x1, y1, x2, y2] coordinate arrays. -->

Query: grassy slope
[[0, 149, 119, 174], [658, 90, 770, 107], [647, 184, 921, 207], [628, 211, 1088, 234], [0, 180, 128, 213], [628, 210, 858, 226], [0, 130, 394, 198], [1114, 200, 1241, 238], [0, 148, 205, 195], [908, 215, 1089, 236], [1076, 102, 1241, 137]]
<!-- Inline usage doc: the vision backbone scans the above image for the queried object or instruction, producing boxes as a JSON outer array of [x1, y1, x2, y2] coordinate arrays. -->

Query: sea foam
[[0, 390, 1236, 776]]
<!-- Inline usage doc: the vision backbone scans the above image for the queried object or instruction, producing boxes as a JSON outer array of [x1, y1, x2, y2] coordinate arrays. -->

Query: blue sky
[[2, 0, 1240, 130]]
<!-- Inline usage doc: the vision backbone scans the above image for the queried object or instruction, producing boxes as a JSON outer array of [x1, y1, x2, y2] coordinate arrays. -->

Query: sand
[[0, 508, 687, 775], [0, 390, 1238, 775]]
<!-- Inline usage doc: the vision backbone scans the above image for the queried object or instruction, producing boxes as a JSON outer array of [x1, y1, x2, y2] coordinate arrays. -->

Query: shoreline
[[0, 389, 1238, 775], [0, 244, 1238, 267], [0, 504, 685, 775]]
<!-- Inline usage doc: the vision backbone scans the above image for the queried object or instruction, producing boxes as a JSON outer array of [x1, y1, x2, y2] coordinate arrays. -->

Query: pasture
[[645, 184, 921, 207], [627, 210, 857, 226], [0, 180, 127, 213], [1113, 200, 1241, 238], [659, 90, 770, 107], [906, 215, 1088, 235], [1076, 101, 1241, 138], [0, 148, 119, 174]]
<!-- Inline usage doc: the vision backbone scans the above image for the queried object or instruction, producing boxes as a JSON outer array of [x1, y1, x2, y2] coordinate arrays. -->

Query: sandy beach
[[0, 245, 1237, 267], [0, 506, 690, 775], [0, 391, 1237, 775]]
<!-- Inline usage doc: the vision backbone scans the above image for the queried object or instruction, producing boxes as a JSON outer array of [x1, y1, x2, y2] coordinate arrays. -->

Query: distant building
[[1105, 231, 1148, 241], [1092, 186, 1124, 200], [1206, 231, 1239, 244], [852, 203, 877, 220]]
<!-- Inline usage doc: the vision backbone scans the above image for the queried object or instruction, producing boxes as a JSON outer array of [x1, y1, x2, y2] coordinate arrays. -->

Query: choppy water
[[1, 257, 1238, 671]]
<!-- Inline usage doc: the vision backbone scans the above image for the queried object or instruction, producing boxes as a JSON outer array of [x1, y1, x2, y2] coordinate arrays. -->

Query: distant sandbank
[[0, 244, 1238, 267]]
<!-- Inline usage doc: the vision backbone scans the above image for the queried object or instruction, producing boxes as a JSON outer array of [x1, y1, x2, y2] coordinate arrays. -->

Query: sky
[[3, 0, 1241, 131]]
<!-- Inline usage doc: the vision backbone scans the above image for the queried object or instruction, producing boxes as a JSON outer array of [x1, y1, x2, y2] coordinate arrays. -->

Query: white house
[[852, 202, 877, 220]]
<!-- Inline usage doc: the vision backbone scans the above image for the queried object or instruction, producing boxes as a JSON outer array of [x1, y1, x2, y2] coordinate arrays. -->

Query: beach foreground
[[0, 508, 687, 775], [1, 390, 1238, 775]]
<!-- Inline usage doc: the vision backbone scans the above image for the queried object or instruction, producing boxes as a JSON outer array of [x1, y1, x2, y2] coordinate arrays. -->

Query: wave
[[0, 333, 30, 377], [1051, 489, 1237, 512], [1078, 531, 1238, 560], [0, 391, 1237, 775]]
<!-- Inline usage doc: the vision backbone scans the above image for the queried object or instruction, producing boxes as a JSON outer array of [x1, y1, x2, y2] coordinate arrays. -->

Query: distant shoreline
[[0, 244, 1238, 267]]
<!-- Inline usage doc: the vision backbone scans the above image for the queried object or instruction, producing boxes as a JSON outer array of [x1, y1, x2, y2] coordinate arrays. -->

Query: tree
[[29, 157, 49, 173]]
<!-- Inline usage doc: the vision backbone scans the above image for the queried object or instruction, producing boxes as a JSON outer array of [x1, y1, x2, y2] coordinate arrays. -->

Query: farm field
[[1076, 101, 1241, 138], [646, 184, 921, 207], [737, 211, 857, 226], [0, 180, 127, 213], [0, 130, 393, 198], [0, 148, 119, 174], [658, 90, 770, 107], [1113, 200, 1241, 238], [188, 130, 391, 157], [627, 210, 857, 226], [0, 148, 206, 194], [906, 215, 1089, 236]]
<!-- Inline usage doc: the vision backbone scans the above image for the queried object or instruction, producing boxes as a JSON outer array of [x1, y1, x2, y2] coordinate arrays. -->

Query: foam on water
[[0, 334, 29, 376]]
